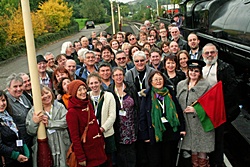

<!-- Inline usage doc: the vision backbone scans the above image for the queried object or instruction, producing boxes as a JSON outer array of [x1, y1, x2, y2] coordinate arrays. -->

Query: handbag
[[66, 105, 90, 167]]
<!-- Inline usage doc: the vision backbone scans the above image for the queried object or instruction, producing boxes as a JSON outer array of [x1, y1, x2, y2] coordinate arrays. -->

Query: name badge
[[161, 117, 168, 123], [16, 140, 23, 147], [47, 129, 56, 134], [119, 110, 126, 116]]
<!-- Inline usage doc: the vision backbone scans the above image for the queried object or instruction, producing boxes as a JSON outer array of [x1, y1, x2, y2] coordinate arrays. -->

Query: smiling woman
[[139, 71, 185, 167], [176, 60, 214, 167], [87, 72, 117, 166], [0, 90, 30, 167], [26, 85, 71, 167], [66, 80, 107, 167]]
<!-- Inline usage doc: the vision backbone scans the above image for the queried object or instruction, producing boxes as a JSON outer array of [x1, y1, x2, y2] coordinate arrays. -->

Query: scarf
[[151, 87, 180, 142], [0, 110, 19, 137], [62, 93, 71, 109], [90, 91, 105, 125]]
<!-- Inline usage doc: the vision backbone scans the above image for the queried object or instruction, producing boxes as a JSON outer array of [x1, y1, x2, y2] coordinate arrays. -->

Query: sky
[[117, 0, 135, 3]]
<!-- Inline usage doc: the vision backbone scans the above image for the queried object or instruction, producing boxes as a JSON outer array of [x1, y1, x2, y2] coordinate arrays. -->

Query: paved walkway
[[0, 24, 108, 90]]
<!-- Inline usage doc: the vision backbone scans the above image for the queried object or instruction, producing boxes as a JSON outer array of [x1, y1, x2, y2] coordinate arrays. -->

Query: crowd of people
[[0, 19, 240, 167]]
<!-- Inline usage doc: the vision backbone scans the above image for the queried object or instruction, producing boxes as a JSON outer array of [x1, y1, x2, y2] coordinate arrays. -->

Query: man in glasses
[[202, 43, 240, 167], [128, 34, 138, 46], [188, 33, 203, 60], [115, 50, 133, 73], [125, 51, 155, 97], [170, 26, 188, 51]]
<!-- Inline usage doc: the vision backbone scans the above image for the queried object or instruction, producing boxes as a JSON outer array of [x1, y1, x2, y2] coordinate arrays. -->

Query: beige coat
[[89, 91, 116, 138]]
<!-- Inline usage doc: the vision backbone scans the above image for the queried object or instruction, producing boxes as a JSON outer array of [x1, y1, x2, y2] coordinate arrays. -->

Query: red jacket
[[66, 96, 107, 167]]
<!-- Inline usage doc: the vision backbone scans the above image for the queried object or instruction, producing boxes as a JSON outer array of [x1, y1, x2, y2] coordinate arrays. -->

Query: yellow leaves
[[38, 0, 72, 32], [4, 0, 72, 44]]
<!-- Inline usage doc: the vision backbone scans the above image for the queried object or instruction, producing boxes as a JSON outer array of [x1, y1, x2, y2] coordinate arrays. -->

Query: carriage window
[[186, 0, 195, 17]]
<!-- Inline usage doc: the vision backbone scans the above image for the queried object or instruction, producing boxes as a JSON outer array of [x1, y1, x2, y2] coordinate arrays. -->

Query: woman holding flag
[[176, 59, 215, 167]]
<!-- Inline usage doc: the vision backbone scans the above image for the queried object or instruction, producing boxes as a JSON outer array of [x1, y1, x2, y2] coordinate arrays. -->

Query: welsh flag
[[193, 81, 226, 132]]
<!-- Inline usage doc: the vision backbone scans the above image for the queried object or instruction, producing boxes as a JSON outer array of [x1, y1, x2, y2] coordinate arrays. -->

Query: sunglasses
[[189, 69, 200, 73], [116, 57, 126, 61], [129, 38, 135, 41], [134, 59, 145, 63], [204, 51, 217, 55]]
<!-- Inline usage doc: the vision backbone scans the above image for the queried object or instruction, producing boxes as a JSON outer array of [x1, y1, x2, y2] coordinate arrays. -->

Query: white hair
[[61, 41, 72, 54], [133, 51, 146, 61], [77, 48, 89, 59]]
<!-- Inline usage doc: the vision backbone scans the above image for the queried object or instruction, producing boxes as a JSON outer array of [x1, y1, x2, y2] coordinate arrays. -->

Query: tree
[[0, 0, 19, 17], [5, 5, 47, 44], [38, 0, 73, 32], [80, 0, 106, 23]]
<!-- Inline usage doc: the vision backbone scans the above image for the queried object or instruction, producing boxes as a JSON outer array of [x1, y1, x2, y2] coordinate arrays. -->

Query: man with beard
[[188, 33, 202, 60], [202, 43, 240, 167]]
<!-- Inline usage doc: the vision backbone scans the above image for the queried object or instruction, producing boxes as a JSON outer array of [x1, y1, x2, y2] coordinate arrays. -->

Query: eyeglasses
[[116, 57, 126, 61], [134, 59, 145, 63], [129, 38, 135, 41], [113, 74, 123, 77], [204, 51, 217, 55], [189, 69, 200, 73], [152, 78, 163, 82], [171, 31, 178, 34]]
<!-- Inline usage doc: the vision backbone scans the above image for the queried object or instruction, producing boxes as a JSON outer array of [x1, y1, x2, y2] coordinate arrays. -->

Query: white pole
[[20, 0, 46, 139], [156, 0, 159, 16], [110, 0, 116, 34]]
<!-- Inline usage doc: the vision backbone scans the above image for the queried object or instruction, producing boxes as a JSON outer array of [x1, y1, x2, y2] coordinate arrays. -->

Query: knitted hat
[[68, 80, 87, 97]]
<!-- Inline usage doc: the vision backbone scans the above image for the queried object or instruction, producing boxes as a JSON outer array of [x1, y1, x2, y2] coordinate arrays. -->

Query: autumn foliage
[[2, 0, 72, 45]]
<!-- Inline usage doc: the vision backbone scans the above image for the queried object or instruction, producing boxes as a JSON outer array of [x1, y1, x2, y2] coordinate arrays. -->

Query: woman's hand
[[42, 115, 49, 127], [32, 111, 43, 124], [184, 106, 195, 113], [100, 127, 105, 133], [57, 94, 62, 100], [79, 161, 86, 166], [17, 154, 28, 163]]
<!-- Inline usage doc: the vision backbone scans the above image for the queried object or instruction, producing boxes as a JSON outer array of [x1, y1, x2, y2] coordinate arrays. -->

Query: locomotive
[[160, 0, 250, 165]]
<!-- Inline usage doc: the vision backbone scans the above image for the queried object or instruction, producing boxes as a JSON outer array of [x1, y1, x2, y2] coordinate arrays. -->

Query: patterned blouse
[[119, 94, 136, 144]]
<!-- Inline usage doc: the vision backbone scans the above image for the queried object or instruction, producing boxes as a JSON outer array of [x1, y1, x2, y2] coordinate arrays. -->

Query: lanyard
[[138, 72, 147, 90], [158, 99, 165, 114], [18, 98, 30, 109], [205, 63, 214, 78], [115, 83, 124, 109], [91, 91, 101, 115]]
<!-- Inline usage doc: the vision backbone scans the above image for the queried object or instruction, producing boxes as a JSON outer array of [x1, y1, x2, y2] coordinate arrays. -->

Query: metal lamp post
[[117, 1, 121, 31], [156, 0, 159, 16], [110, 0, 116, 34]]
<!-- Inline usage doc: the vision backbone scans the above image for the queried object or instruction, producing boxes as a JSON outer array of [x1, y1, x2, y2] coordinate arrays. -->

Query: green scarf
[[90, 91, 105, 125], [151, 87, 180, 142]]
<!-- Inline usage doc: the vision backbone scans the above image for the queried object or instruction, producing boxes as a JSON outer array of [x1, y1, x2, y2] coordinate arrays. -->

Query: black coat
[[217, 59, 241, 122], [0, 119, 25, 166], [138, 86, 185, 144]]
